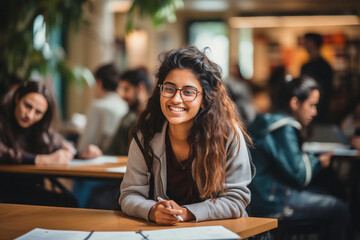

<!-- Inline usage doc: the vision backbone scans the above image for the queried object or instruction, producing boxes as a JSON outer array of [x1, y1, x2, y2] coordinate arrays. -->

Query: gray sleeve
[[119, 138, 156, 221], [184, 130, 253, 222], [77, 104, 102, 153]]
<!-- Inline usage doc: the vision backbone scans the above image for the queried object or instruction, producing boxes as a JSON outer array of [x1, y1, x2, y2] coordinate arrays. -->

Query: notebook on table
[[16, 226, 241, 240]]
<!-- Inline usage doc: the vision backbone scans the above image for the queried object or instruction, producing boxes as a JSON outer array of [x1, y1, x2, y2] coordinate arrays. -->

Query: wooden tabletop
[[0, 203, 277, 240], [0, 156, 128, 179]]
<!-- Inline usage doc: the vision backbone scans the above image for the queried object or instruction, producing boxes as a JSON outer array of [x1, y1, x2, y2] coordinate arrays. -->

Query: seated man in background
[[77, 63, 128, 154], [74, 63, 128, 209], [106, 67, 153, 155], [248, 76, 349, 240]]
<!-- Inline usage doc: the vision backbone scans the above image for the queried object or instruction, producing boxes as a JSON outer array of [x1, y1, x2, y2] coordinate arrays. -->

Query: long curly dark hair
[[133, 46, 252, 200]]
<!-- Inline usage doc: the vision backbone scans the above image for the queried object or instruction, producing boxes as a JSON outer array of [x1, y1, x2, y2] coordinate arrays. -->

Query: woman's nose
[[26, 109, 35, 119], [172, 89, 183, 102], [312, 107, 317, 117]]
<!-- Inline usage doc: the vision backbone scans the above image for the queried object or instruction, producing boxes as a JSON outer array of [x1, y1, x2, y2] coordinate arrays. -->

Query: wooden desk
[[0, 156, 127, 180], [0, 203, 277, 240]]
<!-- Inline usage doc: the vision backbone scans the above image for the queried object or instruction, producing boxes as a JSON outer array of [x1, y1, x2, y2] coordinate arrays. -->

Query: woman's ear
[[289, 96, 299, 111]]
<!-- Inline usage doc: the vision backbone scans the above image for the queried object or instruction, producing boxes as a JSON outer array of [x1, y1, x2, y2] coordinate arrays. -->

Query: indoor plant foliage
[[0, 0, 93, 92], [126, 0, 184, 33]]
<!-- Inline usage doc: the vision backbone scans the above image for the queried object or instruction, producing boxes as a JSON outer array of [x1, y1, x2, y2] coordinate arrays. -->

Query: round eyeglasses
[[158, 84, 202, 102]]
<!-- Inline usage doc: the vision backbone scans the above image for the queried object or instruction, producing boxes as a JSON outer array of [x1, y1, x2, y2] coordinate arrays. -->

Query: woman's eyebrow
[[183, 85, 198, 89], [24, 100, 33, 107], [164, 82, 198, 89], [25, 100, 46, 113], [163, 82, 176, 86]]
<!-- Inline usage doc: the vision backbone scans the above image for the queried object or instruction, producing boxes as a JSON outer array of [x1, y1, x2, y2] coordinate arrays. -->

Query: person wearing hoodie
[[248, 76, 349, 240], [119, 46, 254, 225]]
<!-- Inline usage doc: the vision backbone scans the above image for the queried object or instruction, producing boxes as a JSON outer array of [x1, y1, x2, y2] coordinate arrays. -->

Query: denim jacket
[[248, 113, 321, 217]]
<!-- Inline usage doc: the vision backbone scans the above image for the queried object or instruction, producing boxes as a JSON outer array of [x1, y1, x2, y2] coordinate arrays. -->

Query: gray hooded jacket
[[119, 122, 254, 222]]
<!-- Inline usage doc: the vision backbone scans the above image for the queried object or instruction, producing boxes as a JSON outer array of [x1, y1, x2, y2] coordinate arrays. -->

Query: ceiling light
[[108, 0, 132, 13], [229, 15, 360, 28]]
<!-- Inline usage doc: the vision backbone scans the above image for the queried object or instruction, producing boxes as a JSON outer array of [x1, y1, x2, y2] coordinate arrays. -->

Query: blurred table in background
[[0, 156, 127, 180]]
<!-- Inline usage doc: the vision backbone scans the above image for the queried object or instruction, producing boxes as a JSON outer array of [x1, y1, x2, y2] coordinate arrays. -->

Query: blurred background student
[[73, 67, 153, 209], [73, 63, 129, 209], [248, 76, 349, 240], [224, 63, 256, 126], [77, 63, 128, 154], [0, 80, 98, 207], [301, 33, 333, 123], [107, 67, 153, 155]]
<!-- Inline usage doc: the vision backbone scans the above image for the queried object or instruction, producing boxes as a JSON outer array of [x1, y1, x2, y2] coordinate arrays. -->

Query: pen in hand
[[157, 197, 184, 221]]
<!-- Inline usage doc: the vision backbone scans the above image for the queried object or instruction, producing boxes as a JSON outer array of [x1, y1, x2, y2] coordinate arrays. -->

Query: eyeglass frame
[[158, 83, 202, 102]]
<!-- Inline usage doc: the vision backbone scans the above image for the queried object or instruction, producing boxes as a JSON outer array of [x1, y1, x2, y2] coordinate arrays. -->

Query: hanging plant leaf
[[0, 0, 91, 92], [126, 0, 184, 33]]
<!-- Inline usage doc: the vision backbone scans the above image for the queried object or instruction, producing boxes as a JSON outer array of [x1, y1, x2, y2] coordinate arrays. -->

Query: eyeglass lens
[[160, 85, 198, 102]]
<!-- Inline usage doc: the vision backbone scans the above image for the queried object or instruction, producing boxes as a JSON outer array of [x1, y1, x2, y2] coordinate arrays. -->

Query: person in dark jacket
[[301, 33, 333, 123], [249, 76, 349, 240], [107, 67, 153, 155]]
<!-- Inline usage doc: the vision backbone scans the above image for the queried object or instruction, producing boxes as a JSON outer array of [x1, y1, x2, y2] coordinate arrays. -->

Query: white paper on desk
[[16, 226, 241, 240], [106, 166, 127, 173], [140, 226, 241, 240], [15, 228, 89, 240], [303, 142, 357, 156], [69, 156, 118, 166]]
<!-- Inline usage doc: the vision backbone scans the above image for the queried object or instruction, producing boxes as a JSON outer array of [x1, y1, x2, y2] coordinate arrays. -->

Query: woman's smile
[[160, 68, 203, 127], [169, 105, 187, 113]]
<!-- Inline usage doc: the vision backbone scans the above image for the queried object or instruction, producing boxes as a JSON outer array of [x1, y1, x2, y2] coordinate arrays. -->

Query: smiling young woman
[[119, 46, 254, 225]]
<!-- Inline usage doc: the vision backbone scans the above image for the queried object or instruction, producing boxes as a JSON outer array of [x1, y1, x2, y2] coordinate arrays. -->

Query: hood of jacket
[[249, 113, 302, 140]]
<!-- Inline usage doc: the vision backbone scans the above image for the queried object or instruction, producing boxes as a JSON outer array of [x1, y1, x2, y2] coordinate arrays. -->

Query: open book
[[16, 226, 241, 240]]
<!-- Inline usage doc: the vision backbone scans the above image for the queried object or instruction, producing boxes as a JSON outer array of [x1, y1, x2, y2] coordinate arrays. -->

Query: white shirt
[[77, 92, 128, 153]]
